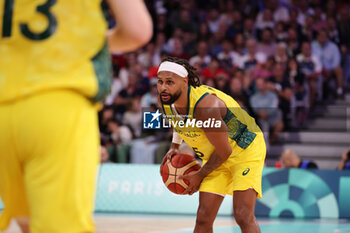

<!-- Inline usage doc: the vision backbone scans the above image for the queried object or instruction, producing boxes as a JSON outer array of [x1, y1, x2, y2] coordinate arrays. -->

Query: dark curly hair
[[161, 56, 201, 87]]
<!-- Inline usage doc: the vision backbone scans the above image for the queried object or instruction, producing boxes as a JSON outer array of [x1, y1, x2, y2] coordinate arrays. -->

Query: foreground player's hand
[[160, 145, 180, 173], [180, 171, 205, 195]]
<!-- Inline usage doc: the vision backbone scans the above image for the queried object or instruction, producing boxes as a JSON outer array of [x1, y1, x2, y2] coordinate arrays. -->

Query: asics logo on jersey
[[242, 168, 250, 176]]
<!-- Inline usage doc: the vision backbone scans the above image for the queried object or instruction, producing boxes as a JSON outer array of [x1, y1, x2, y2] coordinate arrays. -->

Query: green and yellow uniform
[[0, 1, 110, 232], [162, 85, 266, 197]]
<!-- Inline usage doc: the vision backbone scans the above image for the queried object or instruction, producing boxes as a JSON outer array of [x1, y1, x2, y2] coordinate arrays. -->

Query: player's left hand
[[180, 171, 205, 195]]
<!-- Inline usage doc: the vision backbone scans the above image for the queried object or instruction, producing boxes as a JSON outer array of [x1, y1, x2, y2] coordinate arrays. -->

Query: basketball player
[[158, 57, 266, 233], [0, 1, 152, 232]]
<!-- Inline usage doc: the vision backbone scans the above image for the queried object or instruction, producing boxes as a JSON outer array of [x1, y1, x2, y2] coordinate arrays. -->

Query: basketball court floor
[[3, 213, 350, 233]]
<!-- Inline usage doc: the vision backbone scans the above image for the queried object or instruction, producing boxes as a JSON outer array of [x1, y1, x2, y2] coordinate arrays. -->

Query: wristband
[[172, 130, 183, 144]]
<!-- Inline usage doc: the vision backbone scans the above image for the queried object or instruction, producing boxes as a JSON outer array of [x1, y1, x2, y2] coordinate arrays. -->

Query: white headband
[[157, 61, 188, 78]]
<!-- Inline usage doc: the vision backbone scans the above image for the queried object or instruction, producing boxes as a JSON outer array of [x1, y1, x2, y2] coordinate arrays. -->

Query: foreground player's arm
[[182, 95, 232, 195], [158, 96, 182, 166], [107, 0, 153, 52], [161, 131, 182, 169]]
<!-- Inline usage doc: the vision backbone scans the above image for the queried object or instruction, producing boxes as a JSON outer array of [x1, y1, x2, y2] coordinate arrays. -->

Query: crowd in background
[[98, 0, 350, 167]]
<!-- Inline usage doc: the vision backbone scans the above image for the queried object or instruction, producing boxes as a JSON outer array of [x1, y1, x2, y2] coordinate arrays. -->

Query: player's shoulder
[[194, 92, 226, 119], [196, 93, 221, 108]]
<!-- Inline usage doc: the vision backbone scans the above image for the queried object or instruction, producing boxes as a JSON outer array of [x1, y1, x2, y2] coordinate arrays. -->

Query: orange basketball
[[160, 154, 201, 194]]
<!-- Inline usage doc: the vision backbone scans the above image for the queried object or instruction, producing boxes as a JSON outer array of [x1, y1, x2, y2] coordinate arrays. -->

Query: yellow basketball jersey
[[162, 85, 262, 161], [0, 0, 111, 103]]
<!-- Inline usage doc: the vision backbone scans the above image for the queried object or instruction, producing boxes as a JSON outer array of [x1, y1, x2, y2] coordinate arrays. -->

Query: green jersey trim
[[193, 92, 209, 119], [223, 108, 256, 149], [91, 42, 112, 102]]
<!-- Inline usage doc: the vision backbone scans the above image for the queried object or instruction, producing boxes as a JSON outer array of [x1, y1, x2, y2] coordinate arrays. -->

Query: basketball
[[160, 154, 201, 194]]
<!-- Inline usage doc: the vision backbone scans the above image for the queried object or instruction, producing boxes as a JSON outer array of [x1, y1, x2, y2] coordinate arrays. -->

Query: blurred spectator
[[238, 38, 266, 70], [114, 70, 144, 118], [175, 9, 197, 34], [243, 18, 257, 39], [267, 63, 293, 128], [266, 0, 290, 23], [100, 146, 110, 163], [297, 41, 322, 106], [169, 37, 191, 60], [137, 43, 157, 70], [229, 77, 252, 112], [220, 1, 235, 26], [286, 28, 300, 57], [339, 6, 350, 89], [204, 78, 215, 88], [122, 98, 143, 137], [268, 63, 293, 100], [154, 33, 167, 64], [312, 6, 327, 32], [312, 29, 344, 97], [252, 57, 276, 84], [207, 8, 223, 34], [257, 28, 277, 58], [201, 57, 227, 80], [130, 137, 160, 164], [217, 39, 239, 74], [209, 30, 225, 57], [274, 21, 288, 42], [275, 42, 289, 66], [337, 149, 350, 170], [141, 78, 158, 108], [183, 31, 197, 56], [295, 1, 313, 25], [250, 78, 283, 144], [118, 53, 138, 88], [99, 106, 115, 139], [197, 22, 212, 42], [164, 28, 184, 54], [255, 9, 274, 31], [214, 74, 230, 94], [189, 41, 211, 68], [148, 51, 169, 79], [107, 120, 133, 145], [301, 15, 316, 43], [226, 10, 243, 38], [288, 9, 302, 36], [327, 17, 340, 45], [287, 58, 309, 128], [155, 9, 173, 38], [233, 33, 247, 56], [236, 0, 259, 18], [107, 120, 133, 163], [233, 69, 251, 91], [325, 0, 337, 18], [281, 149, 318, 169], [105, 75, 124, 106]]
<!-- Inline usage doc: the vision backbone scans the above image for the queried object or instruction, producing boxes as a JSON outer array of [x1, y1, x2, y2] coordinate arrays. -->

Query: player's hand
[[160, 144, 180, 172], [180, 171, 205, 195]]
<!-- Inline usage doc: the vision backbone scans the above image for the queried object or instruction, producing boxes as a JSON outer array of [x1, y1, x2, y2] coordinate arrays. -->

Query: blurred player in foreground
[[0, 0, 152, 232], [158, 57, 266, 233]]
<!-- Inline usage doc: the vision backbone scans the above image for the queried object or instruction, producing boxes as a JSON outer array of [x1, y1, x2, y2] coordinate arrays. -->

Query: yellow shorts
[[199, 132, 266, 198], [0, 90, 99, 233]]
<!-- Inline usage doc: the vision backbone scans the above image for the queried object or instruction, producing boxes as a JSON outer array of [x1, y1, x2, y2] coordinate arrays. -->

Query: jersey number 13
[[2, 0, 57, 40]]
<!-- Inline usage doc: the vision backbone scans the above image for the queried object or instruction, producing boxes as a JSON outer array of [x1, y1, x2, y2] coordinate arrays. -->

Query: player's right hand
[[160, 145, 180, 172], [165, 148, 179, 160]]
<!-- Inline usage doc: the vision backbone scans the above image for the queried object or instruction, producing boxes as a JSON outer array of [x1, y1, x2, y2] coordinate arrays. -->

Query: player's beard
[[160, 89, 182, 105]]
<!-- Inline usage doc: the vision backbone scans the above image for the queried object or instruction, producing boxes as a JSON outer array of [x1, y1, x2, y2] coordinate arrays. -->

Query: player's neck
[[173, 86, 189, 115]]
